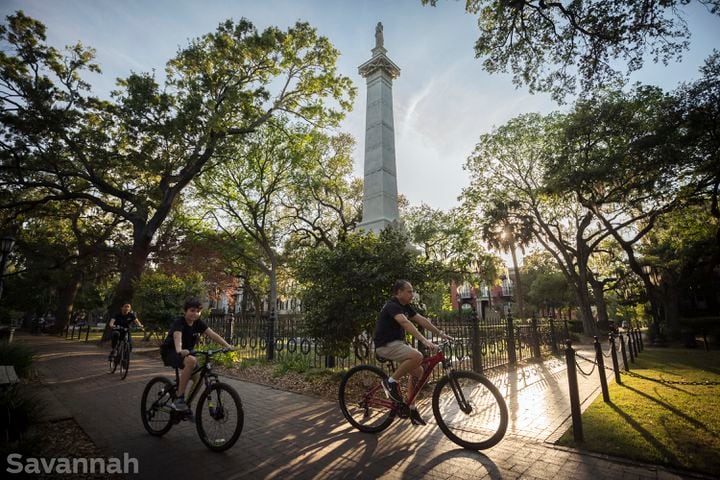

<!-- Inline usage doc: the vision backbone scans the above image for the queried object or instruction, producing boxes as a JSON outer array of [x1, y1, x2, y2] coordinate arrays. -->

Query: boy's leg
[[177, 355, 197, 397]]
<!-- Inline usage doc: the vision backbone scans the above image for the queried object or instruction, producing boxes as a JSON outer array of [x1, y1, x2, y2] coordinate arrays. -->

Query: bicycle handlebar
[[188, 348, 234, 357]]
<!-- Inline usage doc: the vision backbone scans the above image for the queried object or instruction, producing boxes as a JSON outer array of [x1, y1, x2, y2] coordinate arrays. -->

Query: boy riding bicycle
[[160, 297, 235, 412], [108, 302, 144, 361], [373, 280, 452, 425]]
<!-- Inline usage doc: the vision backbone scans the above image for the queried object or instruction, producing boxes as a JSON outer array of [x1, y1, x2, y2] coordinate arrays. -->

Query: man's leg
[[391, 350, 423, 381], [406, 365, 424, 407]]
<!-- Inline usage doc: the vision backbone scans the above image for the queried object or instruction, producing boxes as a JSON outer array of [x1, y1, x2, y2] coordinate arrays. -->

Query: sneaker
[[381, 378, 403, 404], [409, 408, 427, 426], [171, 397, 189, 411], [108, 350, 116, 361]]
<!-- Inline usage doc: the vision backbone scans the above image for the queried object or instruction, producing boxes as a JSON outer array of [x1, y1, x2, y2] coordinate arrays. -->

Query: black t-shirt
[[162, 316, 208, 352], [373, 297, 417, 348], [112, 312, 136, 329]]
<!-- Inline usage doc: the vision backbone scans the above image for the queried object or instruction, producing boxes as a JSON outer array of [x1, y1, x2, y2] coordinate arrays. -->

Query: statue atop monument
[[375, 22, 384, 49]]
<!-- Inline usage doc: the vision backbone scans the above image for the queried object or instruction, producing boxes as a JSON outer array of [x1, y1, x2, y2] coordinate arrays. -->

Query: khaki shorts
[[375, 340, 419, 362]]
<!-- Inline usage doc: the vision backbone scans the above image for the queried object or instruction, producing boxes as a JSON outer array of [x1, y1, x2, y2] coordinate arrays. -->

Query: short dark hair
[[392, 280, 411, 295], [183, 297, 203, 311]]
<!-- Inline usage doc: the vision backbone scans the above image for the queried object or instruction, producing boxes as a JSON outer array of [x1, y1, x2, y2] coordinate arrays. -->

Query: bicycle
[[140, 348, 244, 452], [107, 326, 135, 380], [339, 339, 508, 450]]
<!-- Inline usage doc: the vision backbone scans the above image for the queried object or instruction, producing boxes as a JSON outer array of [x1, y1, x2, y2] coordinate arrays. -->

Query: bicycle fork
[[447, 370, 472, 414]]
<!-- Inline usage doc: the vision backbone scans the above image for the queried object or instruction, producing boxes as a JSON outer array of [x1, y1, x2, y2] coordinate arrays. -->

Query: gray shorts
[[375, 340, 419, 362]]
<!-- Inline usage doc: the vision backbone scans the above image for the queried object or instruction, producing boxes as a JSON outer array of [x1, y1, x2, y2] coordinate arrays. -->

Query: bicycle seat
[[375, 353, 392, 363]]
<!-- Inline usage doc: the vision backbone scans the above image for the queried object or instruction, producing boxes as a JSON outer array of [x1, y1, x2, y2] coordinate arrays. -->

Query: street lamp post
[[0, 236, 16, 302]]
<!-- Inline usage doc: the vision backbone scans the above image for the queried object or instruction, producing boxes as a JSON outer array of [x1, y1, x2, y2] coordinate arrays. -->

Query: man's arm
[[394, 314, 437, 349], [412, 314, 451, 340], [203, 328, 233, 349]]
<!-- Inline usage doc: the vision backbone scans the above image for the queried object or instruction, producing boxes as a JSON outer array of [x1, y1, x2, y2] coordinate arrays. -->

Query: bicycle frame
[[173, 352, 219, 406], [369, 348, 452, 412]]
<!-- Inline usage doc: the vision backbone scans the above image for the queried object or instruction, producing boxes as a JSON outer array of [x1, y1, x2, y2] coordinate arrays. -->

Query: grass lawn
[[557, 348, 720, 475]]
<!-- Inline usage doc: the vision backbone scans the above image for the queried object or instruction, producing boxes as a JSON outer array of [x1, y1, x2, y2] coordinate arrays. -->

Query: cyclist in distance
[[373, 280, 452, 425], [160, 297, 235, 412], [108, 302, 144, 361]]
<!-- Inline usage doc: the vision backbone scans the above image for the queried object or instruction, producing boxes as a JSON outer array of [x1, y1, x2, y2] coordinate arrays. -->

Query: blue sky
[[3, 0, 719, 211]]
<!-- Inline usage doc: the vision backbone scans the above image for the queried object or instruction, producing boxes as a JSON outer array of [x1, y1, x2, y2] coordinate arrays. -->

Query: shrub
[[273, 354, 312, 376], [0, 385, 44, 442], [0, 343, 35, 378]]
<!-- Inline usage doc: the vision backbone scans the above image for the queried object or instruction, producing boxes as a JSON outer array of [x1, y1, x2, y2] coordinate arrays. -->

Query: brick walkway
[[17, 333, 709, 479]]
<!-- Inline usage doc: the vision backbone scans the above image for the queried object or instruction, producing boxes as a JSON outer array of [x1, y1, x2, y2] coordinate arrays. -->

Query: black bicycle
[[107, 326, 134, 380], [140, 348, 244, 452]]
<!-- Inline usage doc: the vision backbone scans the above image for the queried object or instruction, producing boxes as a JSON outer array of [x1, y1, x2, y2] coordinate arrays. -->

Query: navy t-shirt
[[162, 316, 208, 352], [112, 312, 136, 328], [373, 297, 417, 348]]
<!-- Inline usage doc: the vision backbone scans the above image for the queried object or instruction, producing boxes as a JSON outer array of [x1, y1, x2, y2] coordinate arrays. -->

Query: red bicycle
[[339, 339, 508, 450]]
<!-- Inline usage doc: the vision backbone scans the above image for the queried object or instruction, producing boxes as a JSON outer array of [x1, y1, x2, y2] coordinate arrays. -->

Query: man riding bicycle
[[373, 280, 452, 425], [108, 302, 144, 361], [160, 297, 235, 412]]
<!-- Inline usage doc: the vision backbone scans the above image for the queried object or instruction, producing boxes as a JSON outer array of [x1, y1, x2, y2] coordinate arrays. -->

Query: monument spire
[[357, 22, 401, 234]]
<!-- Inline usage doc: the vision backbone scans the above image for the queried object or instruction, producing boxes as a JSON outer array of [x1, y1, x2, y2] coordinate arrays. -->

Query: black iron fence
[[206, 309, 565, 378]]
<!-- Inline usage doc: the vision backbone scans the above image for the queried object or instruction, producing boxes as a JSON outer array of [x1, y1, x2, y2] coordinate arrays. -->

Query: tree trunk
[[51, 270, 83, 334], [573, 286, 597, 336], [266, 256, 278, 360], [102, 237, 152, 340], [509, 242, 525, 320], [590, 278, 609, 329]]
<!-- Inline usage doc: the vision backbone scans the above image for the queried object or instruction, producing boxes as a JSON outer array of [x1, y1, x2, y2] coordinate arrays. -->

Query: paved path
[[16, 333, 708, 479]]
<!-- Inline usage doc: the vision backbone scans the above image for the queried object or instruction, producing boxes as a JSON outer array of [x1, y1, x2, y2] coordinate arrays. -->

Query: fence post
[[636, 325, 644, 352], [627, 330, 636, 363], [609, 333, 621, 385], [594, 336, 610, 402], [619, 333, 629, 371], [564, 339, 584, 442], [564, 319, 570, 340], [631, 327, 639, 357], [226, 314, 234, 340], [471, 310, 483, 373], [266, 307, 275, 361], [506, 310, 517, 367], [549, 316, 559, 354], [531, 314, 541, 359]]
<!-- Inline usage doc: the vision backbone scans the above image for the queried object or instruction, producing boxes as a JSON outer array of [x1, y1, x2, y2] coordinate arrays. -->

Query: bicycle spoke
[[339, 365, 395, 433], [196, 383, 243, 451], [433, 371, 507, 450]]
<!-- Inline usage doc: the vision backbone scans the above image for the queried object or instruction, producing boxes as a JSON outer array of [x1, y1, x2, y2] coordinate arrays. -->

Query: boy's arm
[[203, 328, 233, 349], [133, 316, 144, 328], [108, 317, 116, 328], [173, 331, 186, 355]]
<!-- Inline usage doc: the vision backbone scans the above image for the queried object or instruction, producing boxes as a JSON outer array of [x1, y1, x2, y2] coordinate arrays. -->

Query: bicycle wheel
[[196, 383, 244, 452], [119, 343, 130, 380], [140, 376, 174, 436], [432, 370, 508, 450], [108, 347, 118, 374], [338, 365, 395, 433]]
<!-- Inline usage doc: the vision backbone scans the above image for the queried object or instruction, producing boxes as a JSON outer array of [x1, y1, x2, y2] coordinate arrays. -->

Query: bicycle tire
[[107, 351, 117, 374], [432, 370, 507, 450], [338, 365, 395, 433], [196, 382, 244, 452], [140, 376, 174, 436], [108, 343, 119, 374], [119, 342, 130, 380]]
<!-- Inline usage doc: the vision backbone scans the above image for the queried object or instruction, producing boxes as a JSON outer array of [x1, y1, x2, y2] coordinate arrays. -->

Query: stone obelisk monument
[[357, 22, 401, 234]]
